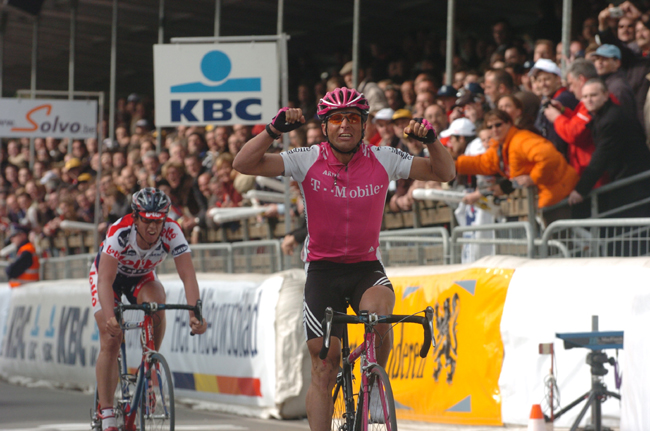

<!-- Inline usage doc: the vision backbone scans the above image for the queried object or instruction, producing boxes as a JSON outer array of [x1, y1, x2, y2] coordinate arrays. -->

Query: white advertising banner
[[154, 43, 279, 127], [0, 98, 97, 138], [0, 275, 282, 411]]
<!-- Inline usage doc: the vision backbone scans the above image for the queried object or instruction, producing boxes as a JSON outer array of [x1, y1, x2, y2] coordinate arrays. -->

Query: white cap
[[529, 58, 562, 77], [440, 118, 476, 138], [373, 108, 395, 123]]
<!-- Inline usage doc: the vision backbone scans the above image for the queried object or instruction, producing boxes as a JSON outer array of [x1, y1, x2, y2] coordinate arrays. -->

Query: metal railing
[[3, 218, 649, 283], [539, 218, 650, 258], [379, 227, 449, 266], [450, 221, 534, 264], [542, 169, 650, 219]]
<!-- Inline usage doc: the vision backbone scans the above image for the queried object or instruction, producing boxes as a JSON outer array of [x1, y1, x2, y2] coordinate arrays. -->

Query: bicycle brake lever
[[419, 306, 435, 358], [319, 308, 334, 360], [190, 299, 203, 336]]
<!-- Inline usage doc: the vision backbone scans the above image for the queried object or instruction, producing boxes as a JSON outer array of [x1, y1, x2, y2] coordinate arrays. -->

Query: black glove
[[269, 107, 303, 133], [405, 117, 437, 144], [498, 178, 515, 195]]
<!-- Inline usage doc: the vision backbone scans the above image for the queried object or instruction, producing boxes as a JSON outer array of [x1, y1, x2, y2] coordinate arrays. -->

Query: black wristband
[[266, 124, 281, 140]]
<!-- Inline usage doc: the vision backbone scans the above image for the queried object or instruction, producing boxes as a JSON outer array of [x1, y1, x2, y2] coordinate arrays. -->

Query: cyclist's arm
[[174, 252, 207, 334], [233, 108, 305, 176], [408, 139, 456, 182], [97, 253, 119, 327]]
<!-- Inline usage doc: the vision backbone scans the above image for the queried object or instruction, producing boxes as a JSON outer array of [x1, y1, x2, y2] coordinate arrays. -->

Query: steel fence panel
[[540, 218, 650, 258], [450, 222, 533, 264]]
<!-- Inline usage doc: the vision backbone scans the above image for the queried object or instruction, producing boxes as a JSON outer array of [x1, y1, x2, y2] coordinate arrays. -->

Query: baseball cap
[[8, 223, 29, 238], [440, 118, 477, 138], [593, 44, 621, 59], [392, 109, 412, 121], [135, 119, 150, 129], [437, 84, 457, 98], [373, 108, 395, 123], [127, 93, 140, 103], [64, 158, 82, 171], [339, 61, 354, 76], [77, 173, 93, 183], [528, 58, 562, 77]]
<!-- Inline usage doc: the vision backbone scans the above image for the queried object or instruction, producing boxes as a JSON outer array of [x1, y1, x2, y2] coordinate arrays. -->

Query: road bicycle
[[91, 300, 203, 431], [320, 305, 434, 431]]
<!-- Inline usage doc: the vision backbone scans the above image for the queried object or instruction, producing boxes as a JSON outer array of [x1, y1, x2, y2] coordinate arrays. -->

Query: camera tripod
[[550, 351, 620, 431]]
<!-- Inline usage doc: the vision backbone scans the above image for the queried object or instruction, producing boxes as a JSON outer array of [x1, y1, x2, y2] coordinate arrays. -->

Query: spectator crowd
[[2, 0, 650, 257]]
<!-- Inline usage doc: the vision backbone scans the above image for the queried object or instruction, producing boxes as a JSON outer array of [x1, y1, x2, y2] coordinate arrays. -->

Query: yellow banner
[[348, 267, 513, 425]]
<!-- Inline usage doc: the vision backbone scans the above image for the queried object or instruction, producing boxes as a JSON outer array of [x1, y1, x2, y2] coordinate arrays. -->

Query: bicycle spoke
[[140, 353, 175, 431]]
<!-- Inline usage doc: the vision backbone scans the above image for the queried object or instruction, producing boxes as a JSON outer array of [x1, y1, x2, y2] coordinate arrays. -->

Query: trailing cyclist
[[233, 87, 455, 430], [89, 187, 207, 431]]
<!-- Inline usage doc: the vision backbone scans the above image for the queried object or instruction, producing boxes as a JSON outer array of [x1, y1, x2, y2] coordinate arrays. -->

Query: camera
[[609, 6, 624, 18], [542, 100, 553, 109]]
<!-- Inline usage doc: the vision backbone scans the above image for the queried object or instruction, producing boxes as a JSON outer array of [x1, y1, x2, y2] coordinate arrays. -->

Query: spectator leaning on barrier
[[568, 79, 650, 217], [455, 109, 578, 222], [543, 58, 601, 184], [531, 58, 579, 161], [6, 223, 39, 288]]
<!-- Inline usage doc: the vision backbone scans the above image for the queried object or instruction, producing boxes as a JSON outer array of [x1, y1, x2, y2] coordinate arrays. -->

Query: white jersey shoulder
[[280, 145, 322, 182], [371, 146, 413, 181]]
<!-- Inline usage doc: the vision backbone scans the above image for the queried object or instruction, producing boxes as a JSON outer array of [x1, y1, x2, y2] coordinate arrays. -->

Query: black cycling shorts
[[302, 260, 393, 341]]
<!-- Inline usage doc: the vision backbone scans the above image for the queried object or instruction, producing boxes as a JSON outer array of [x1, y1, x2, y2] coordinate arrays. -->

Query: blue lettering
[[171, 100, 199, 122], [235, 98, 262, 121], [203, 99, 232, 121]]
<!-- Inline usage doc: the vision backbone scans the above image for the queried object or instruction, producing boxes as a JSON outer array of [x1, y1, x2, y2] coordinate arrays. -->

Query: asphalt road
[[0, 379, 577, 431], [0, 380, 310, 431]]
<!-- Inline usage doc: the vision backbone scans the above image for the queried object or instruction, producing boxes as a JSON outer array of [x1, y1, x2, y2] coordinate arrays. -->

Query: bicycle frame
[[118, 312, 157, 431], [323, 307, 434, 431], [342, 313, 390, 431]]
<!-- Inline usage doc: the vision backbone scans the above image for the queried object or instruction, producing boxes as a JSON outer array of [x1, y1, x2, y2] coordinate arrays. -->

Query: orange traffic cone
[[527, 404, 546, 431]]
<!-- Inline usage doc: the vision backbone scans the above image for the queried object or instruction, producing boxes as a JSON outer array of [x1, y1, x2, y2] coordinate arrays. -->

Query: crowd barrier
[[1, 256, 648, 429]]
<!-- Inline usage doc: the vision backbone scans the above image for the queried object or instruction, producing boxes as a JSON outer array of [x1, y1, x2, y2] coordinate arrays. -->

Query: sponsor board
[[154, 43, 279, 127], [0, 98, 97, 138]]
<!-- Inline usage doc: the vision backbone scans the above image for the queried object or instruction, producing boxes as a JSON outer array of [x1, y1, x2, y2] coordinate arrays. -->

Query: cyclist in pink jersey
[[90, 188, 207, 431], [234, 87, 455, 431]]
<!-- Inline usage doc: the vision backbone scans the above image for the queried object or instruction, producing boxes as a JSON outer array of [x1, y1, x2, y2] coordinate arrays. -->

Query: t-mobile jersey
[[281, 142, 413, 263], [99, 213, 190, 277]]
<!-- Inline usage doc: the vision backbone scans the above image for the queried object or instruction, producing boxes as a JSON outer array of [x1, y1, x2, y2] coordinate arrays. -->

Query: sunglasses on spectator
[[327, 112, 362, 125], [486, 122, 504, 130]]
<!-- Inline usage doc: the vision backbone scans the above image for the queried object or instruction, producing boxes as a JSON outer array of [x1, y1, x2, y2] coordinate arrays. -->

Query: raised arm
[[404, 118, 456, 182], [233, 107, 305, 177]]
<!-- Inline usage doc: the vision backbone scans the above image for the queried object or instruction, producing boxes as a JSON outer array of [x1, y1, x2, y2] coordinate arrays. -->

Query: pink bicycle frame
[[345, 321, 393, 431]]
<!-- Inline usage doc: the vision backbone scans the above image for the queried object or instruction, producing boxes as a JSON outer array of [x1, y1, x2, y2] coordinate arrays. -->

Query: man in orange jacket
[[6, 224, 40, 288]]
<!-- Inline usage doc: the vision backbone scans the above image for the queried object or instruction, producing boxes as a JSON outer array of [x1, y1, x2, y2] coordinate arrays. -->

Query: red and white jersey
[[281, 142, 413, 263], [100, 213, 190, 277]]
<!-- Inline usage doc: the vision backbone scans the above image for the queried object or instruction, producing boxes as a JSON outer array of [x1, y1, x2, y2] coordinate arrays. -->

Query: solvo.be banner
[[154, 43, 279, 127], [0, 98, 97, 138]]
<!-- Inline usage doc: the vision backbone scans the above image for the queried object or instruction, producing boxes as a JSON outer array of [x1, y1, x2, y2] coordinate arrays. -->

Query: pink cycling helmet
[[317, 87, 370, 120]]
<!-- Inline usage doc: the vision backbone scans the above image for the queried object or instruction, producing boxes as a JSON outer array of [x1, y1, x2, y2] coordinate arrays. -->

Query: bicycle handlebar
[[319, 306, 435, 360], [114, 300, 203, 335]]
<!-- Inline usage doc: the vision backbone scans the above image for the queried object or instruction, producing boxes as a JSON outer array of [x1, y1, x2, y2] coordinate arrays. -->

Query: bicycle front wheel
[[140, 353, 175, 431], [361, 364, 397, 431], [332, 370, 354, 431]]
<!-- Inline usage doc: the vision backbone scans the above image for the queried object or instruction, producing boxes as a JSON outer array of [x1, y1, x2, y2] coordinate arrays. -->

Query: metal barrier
[[450, 221, 534, 264], [7, 218, 650, 282], [40, 253, 95, 280], [379, 227, 449, 266], [539, 218, 650, 258]]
